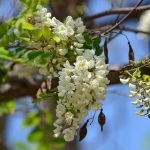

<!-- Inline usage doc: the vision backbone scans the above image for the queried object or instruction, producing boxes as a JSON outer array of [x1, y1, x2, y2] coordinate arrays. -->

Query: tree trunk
[[0, 115, 7, 150]]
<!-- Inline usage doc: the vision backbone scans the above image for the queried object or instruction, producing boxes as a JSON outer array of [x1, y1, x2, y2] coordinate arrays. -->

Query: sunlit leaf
[[22, 21, 36, 30], [95, 46, 103, 56], [93, 37, 101, 48]]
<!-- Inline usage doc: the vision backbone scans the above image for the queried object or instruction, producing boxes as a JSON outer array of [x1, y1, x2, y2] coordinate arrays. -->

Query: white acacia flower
[[120, 78, 129, 84], [129, 91, 137, 98], [129, 83, 136, 90], [58, 48, 68, 56], [54, 50, 109, 141], [83, 50, 95, 60]]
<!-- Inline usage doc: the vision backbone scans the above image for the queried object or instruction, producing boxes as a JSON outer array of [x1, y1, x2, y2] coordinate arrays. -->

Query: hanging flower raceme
[[53, 50, 109, 141], [120, 60, 150, 117], [22, 5, 110, 142], [29, 5, 86, 77]]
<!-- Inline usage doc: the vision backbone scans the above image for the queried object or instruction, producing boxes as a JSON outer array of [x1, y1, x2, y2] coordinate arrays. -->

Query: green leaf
[[33, 92, 56, 103], [22, 21, 36, 30], [0, 47, 10, 55], [84, 34, 93, 46], [0, 35, 9, 48], [24, 51, 52, 60], [12, 58, 28, 63], [0, 23, 8, 37], [23, 112, 40, 126], [33, 29, 43, 40], [83, 44, 92, 49], [28, 129, 44, 142], [0, 66, 7, 82], [9, 33, 16, 42], [93, 37, 101, 48], [25, 51, 44, 60], [41, 26, 52, 39], [0, 55, 12, 60], [95, 46, 103, 56], [49, 138, 65, 148], [133, 69, 141, 78], [52, 35, 60, 43], [143, 75, 150, 82], [41, 51, 52, 58], [19, 37, 30, 42], [0, 101, 15, 115]]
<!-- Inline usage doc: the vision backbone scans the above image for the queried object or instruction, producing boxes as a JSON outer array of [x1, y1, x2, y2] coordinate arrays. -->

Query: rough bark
[[0, 116, 7, 150], [0, 65, 123, 103]]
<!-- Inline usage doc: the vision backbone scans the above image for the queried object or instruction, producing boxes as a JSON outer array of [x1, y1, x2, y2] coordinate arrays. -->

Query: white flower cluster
[[120, 77, 150, 115], [31, 5, 86, 76], [129, 81, 150, 114], [34, 5, 52, 28], [54, 50, 109, 141], [138, 10, 150, 38]]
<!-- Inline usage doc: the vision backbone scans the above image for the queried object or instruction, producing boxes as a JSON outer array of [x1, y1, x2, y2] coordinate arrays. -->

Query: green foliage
[[24, 51, 52, 60], [0, 101, 15, 116], [84, 34, 102, 56], [0, 47, 12, 60], [84, 33, 93, 46], [95, 46, 103, 56], [20, 0, 48, 8], [0, 65, 8, 82], [0, 23, 9, 37], [23, 109, 65, 150]]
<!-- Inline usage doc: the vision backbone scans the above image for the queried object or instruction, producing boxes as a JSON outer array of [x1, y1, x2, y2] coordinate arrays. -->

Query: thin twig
[[89, 25, 150, 35], [118, 26, 150, 35], [101, 0, 144, 36], [83, 4, 149, 22]]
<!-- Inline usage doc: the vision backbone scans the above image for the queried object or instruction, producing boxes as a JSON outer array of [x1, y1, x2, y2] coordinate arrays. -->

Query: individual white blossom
[[129, 83, 136, 90], [129, 91, 137, 98], [120, 78, 129, 84], [54, 50, 109, 141]]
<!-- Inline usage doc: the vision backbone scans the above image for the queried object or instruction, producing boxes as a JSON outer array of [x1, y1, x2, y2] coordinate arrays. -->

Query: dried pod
[[36, 78, 51, 98], [128, 42, 134, 64], [98, 109, 106, 132], [79, 120, 88, 142], [41, 79, 51, 93], [104, 39, 109, 64], [28, 17, 35, 25]]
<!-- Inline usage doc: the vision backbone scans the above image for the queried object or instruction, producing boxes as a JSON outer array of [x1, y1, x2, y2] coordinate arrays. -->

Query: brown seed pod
[[28, 17, 35, 25], [98, 109, 106, 132], [40, 78, 51, 93], [128, 42, 134, 64], [79, 120, 88, 142], [104, 39, 109, 64]]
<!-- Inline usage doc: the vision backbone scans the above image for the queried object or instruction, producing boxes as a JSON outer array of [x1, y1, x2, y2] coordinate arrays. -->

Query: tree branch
[[0, 65, 123, 103], [101, 0, 144, 36], [1, 63, 149, 103], [88, 25, 150, 35], [0, 74, 45, 102], [83, 3, 149, 22]]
